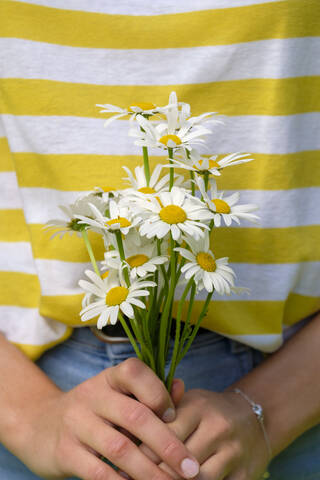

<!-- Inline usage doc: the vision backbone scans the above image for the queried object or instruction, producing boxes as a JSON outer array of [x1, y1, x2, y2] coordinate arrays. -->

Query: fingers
[[170, 378, 185, 407], [139, 398, 199, 464], [196, 451, 234, 480], [107, 358, 176, 422], [102, 389, 200, 479], [63, 445, 121, 480], [74, 413, 173, 480], [159, 450, 234, 480]]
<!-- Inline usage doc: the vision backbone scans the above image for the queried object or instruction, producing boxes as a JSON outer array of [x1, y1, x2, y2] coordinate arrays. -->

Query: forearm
[[0, 333, 60, 454], [226, 312, 320, 457]]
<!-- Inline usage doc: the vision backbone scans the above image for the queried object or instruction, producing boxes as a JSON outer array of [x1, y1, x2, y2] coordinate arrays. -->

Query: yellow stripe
[[0, 137, 13, 172], [32, 225, 105, 262], [2, 78, 320, 117], [40, 294, 98, 326], [211, 226, 320, 263], [13, 326, 73, 361], [14, 151, 320, 191], [0, 210, 30, 242], [2, 1, 319, 49], [28, 223, 320, 263], [283, 293, 320, 326], [0, 271, 39, 307], [173, 299, 283, 335]]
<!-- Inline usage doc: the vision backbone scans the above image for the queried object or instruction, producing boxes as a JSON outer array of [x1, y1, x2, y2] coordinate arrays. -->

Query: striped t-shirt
[[1, 0, 319, 360]]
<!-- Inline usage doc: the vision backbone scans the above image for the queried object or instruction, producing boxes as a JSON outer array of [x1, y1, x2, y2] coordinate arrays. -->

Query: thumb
[[170, 378, 185, 407]]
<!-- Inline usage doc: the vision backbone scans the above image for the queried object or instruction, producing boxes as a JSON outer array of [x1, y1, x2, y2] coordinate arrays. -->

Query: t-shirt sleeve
[[0, 120, 72, 360]]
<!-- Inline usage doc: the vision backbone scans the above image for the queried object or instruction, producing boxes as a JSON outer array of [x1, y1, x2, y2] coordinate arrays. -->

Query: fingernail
[[118, 471, 130, 479], [162, 407, 176, 422], [181, 458, 199, 478]]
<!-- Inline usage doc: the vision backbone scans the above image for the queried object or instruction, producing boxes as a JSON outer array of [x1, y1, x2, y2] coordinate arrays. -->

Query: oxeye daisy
[[76, 200, 140, 236], [79, 270, 156, 329], [175, 234, 236, 295], [161, 91, 220, 134], [45, 194, 106, 239], [197, 177, 259, 227], [102, 239, 168, 279], [165, 149, 253, 177], [130, 114, 211, 152], [96, 101, 161, 127], [137, 186, 213, 241]]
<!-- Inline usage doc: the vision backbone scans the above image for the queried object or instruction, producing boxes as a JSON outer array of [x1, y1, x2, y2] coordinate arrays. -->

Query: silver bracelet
[[231, 388, 273, 461]]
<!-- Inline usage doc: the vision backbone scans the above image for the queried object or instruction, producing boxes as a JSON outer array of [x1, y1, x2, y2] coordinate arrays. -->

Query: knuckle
[[107, 435, 130, 460], [162, 439, 181, 459], [231, 440, 244, 460], [120, 357, 144, 378], [126, 402, 150, 425], [90, 464, 110, 480], [149, 388, 167, 412], [217, 415, 235, 438]]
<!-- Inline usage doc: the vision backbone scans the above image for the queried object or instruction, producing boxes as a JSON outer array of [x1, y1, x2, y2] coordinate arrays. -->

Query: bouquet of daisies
[[47, 92, 259, 391]]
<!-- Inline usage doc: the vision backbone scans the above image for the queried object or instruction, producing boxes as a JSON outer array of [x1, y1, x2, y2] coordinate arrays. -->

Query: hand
[[141, 389, 271, 480], [17, 358, 199, 480]]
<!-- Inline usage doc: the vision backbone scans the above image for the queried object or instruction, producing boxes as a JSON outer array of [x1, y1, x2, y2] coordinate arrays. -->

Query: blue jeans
[[1, 322, 320, 479]]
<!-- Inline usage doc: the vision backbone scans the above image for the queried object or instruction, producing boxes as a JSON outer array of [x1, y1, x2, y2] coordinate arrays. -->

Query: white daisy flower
[[175, 234, 236, 295], [102, 239, 168, 279], [137, 186, 213, 242], [96, 101, 161, 127], [45, 193, 106, 239], [197, 177, 259, 227], [76, 200, 140, 236], [79, 270, 156, 329], [130, 114, 211, 152], [121, 164, 186, 201], [165, 149, 253, 177], [162, 91, 221, 133]]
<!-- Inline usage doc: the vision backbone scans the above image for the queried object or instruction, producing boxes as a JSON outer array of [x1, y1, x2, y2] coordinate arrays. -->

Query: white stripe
[[2, 38, 319, 85], [0, 242, 36, 274], [21, 188, 83, 223], [35, 258, 320, 298], [11, 0, 283, 15], [192, 262, 320, 301], [0, 172, 24, 209], [35, 259, 90, 295], [223, 333, 283, 352], [20, 186, 320, 229], [0, 306, 68, 345], [3, 114, 320, 155]]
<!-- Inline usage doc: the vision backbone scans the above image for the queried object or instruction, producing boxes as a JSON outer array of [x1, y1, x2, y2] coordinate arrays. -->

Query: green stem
[[166, 277, 194, 391], [81, 230, 100, 276], [142, 146, 151, 186], [157, 236, 176, 380], [168, 147, 174, 191], [115, 231, 130, 287], [118, 313, 142, 360], [204, 172, 209, 192], [178, 291, 213, 363], [179, 282, 196, 350], [190, 171, 196, 196]]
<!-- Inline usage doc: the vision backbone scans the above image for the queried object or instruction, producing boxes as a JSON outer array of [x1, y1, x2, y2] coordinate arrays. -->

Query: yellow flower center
[[193, 159, 220, 170], [126, 254, 149, 268], [106, 217, 131, 228], [159, 134, 182, 146], [128, 102, 156, 112], [159, 205, 187, 224], [196, 252, 216, 272], [138, 187, 156, 194], [106, 286, 129, 306], [212, 199, 231, 214], [102, 186, 113, 192], [101, 271, 109, 279]]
